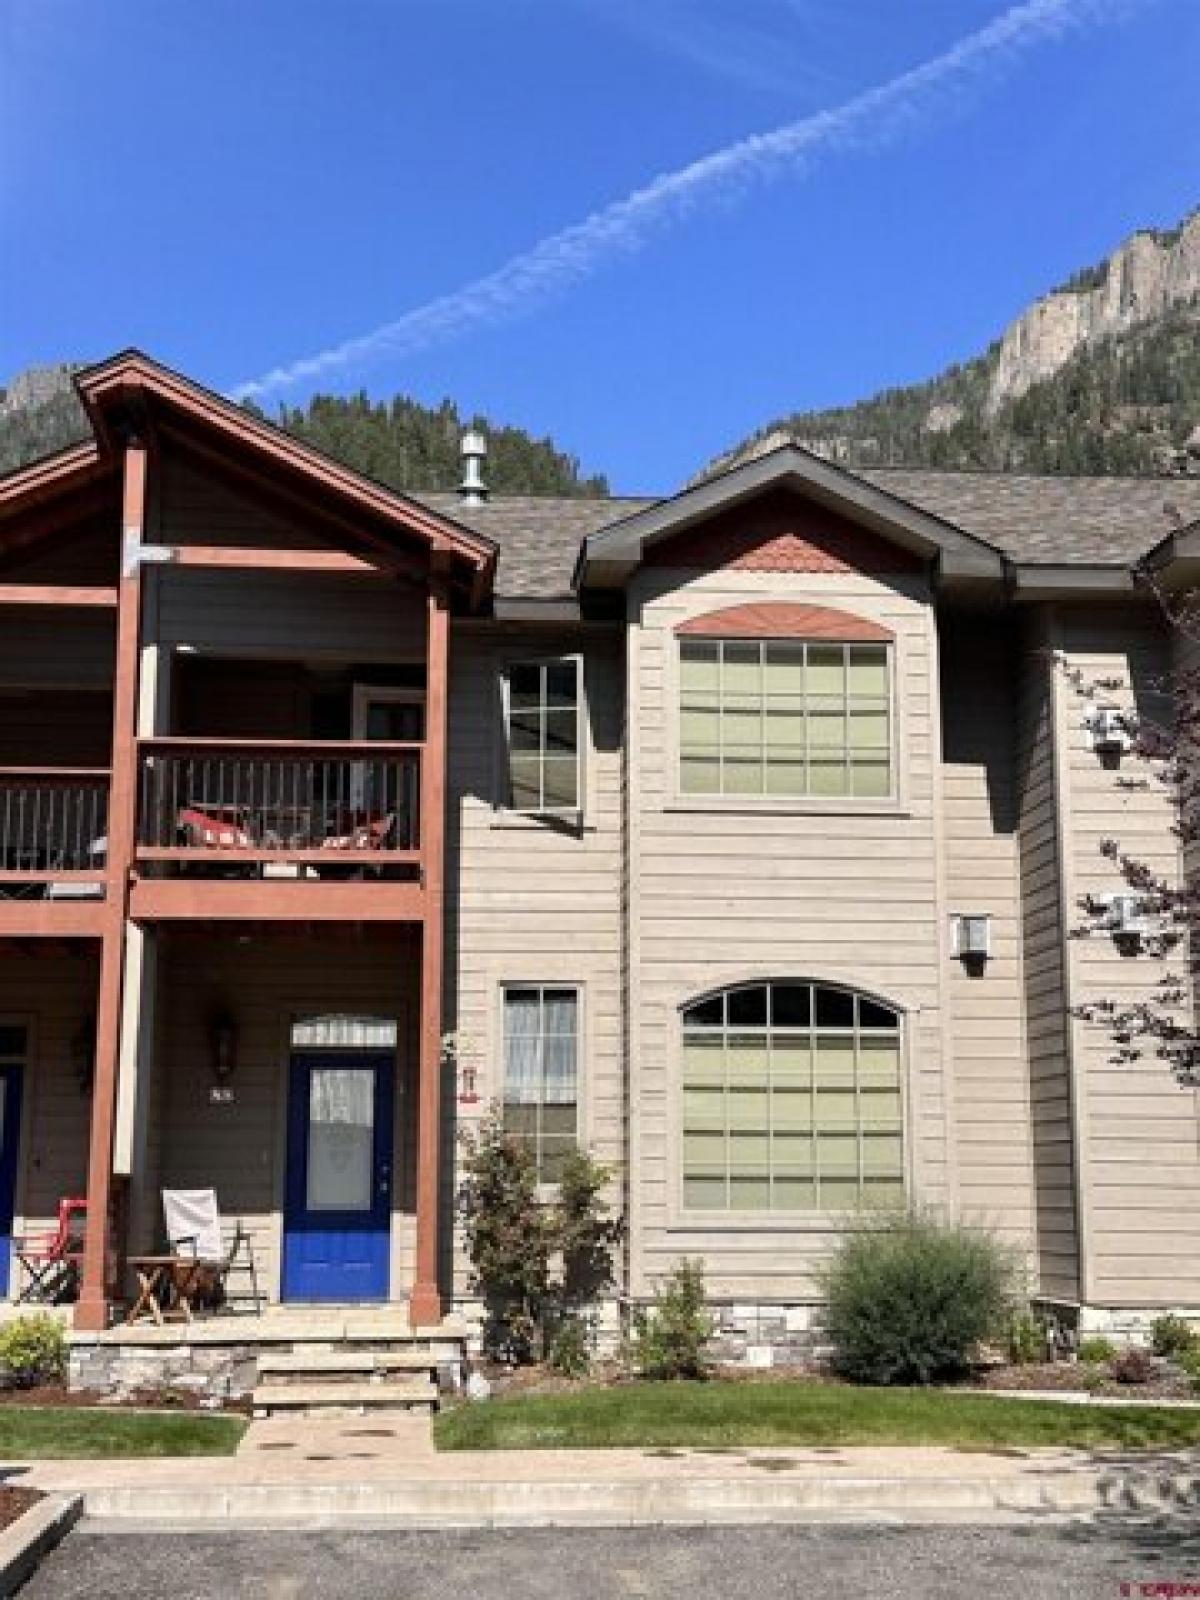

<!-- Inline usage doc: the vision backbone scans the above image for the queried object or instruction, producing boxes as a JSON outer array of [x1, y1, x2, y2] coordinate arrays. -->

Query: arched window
[[681, 981, 904, 1213]]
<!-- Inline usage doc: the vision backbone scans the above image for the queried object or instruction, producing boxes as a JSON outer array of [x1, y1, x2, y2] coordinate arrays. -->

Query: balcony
[[0, 768, 110, 898], [135, 738, 422, 879]]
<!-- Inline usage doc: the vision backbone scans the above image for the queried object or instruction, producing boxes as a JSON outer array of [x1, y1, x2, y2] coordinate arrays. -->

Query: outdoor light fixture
[[950, 913, 992, 974], [209, 1012, 238, 1101]]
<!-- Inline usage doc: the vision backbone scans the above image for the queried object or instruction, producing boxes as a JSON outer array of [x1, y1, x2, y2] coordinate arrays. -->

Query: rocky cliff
[[711, 207, 1200, 480], [988, 212, 1200, 411]]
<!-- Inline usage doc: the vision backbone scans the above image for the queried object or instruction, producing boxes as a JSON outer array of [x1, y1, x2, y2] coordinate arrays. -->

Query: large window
[[502, 986, 580, 1181], [679, 639, 891, 799], [681, 982, 904, 1212], [503, 659, 582, 813]]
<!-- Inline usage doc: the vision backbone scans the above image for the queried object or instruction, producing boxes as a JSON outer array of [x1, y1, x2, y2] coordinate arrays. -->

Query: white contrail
[[231, 0, 1136, 401]]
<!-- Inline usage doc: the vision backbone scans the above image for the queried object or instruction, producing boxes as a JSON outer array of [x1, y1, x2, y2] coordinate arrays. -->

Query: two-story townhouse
[[0, 351, 1198, 1391]]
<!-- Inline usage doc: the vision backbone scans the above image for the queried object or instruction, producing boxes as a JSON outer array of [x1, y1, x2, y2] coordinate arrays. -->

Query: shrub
[[630, 1260, 714, 1380], [821, 1212, 1016, 1386], [458, 1116, 552, 1364], [1176, 1345, 1200, 1389], [552, 1149, 623, 1320], [1151, 1314, 1196, 1359], [548, 1316, 591, 1379], [0, 1314, 66, 1387], [1078, 1336, 1117, 1365], [1006, 1311, 1046, 1366], [1109, 1345, 1156, 1386], [458, 1117, 624, 1367]]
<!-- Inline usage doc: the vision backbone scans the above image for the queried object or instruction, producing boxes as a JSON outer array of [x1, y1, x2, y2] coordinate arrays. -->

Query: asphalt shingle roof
[[415, 492, 654, 599], [859, 469, 1200, 566], [417, 471, 1200, 599]]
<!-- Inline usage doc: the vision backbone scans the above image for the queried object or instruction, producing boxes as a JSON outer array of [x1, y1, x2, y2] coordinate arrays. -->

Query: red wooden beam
[[0, 584, 118, 607], [410, 582, 449, 1328], [127, 877, 426, 922], [167, 546, 392, 576], [0, 902, 106, 939], [76, 440, 146, 1333]]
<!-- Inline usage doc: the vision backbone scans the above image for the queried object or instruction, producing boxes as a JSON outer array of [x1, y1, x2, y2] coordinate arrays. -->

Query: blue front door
[[283, 1050, 393, 1303], [0, 1042, 26, 1299]]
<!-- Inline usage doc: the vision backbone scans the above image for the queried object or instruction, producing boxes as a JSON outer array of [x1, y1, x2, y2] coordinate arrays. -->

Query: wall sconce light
[[950, 913, 992, 976], [209, 1012, 238, 1102], [72, 1017, 96, 1097]]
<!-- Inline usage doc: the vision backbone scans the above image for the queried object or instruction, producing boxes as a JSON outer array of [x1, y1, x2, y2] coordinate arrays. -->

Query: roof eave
[[74, 350, 498, 590], [574, 444, 1006, 591]]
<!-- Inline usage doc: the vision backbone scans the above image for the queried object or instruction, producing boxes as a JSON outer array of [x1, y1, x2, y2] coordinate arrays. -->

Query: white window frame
[[500, 983, 582, 1184], [499, 655, 584, 818]]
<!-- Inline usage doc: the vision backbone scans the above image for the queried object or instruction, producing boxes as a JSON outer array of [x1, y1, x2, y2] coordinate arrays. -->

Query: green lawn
[[0, 1406, 246, 1459], [434, 1381, 1200, 1453]]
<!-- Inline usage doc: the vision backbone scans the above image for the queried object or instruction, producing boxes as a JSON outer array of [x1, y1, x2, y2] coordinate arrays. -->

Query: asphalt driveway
[[23, 1519, 1200, 1599]]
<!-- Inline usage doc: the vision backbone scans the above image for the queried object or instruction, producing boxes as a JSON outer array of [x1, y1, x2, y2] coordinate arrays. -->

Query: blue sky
[[1, 0, 1197, 491]]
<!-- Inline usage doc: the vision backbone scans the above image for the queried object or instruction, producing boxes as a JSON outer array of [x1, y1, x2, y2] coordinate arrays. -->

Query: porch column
[[410, 581, 448, 1327], [76, 440, 146, 1330]]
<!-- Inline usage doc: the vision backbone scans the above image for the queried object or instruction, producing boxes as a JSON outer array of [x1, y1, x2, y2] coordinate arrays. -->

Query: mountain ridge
[[0, 364, 610, 498], [709, 208, 1200, 482]]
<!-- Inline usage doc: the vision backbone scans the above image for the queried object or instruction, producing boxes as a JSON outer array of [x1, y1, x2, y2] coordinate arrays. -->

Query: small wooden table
[[125, 1255, 210, 1325]]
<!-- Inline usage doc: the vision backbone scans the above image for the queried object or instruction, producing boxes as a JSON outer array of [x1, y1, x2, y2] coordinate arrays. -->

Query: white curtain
[[291, 1015, 398, 1050], [307, 1067, 375, 1213], [504, 991, 542, 1105], [542, 991, 578, 1104]]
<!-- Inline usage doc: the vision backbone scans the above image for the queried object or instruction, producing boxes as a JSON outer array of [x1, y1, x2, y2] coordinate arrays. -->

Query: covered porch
[[0, 921, 454, 1326]]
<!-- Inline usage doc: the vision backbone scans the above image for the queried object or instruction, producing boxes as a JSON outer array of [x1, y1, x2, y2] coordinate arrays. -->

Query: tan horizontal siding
[[627, 562, 947, 1299], [447, 628, 626, 1298], [1017, 610, 1080, 1302], [939, 617, 1036, 1261], [1058, 609, 1200, 1306]]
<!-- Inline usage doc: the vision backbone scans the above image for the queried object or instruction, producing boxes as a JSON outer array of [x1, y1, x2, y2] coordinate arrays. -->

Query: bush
[[458, 1117, 623, 1367], [458, 1116, 552, 1364], [821, 1213, 1016, 1386], [1078, 1336, 1117, 1365], [548, 1316, 591, 1379], [0, 1314, 66, 1387], [1109, 1345, 1156, 1386], [1006, 1311, 1046, 1366], [1176, 1345, 1200, 1389], [1151, 1314, 1196, 1359], [630, 1260, 714, 1380]]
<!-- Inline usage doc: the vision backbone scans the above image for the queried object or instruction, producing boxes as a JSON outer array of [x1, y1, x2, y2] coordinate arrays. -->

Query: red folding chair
[[320, 811, 396, 852], [13, 1197, 88, 1304]]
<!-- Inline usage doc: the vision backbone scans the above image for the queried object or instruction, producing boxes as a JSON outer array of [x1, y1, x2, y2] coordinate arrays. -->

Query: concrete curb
[[0, 1494, 82, 1596], [70, 1467, 1200, 1529], [958, 1388, 1200, 1410]]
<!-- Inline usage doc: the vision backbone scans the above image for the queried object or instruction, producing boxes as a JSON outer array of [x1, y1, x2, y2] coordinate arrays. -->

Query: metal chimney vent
[[459, 430, 488, 505]]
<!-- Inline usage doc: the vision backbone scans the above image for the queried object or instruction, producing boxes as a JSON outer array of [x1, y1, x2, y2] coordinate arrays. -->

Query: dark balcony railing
[[135, 738, 422, 871], [0, 768, 110, 889]]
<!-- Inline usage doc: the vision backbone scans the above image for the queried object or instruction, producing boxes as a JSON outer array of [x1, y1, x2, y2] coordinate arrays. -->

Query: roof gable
[[576, 444, 1005, 592], [73, 350, 498, 604]]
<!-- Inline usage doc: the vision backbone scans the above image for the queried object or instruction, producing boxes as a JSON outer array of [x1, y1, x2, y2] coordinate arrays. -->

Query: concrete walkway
[[9, 1417, 1200, 1527]]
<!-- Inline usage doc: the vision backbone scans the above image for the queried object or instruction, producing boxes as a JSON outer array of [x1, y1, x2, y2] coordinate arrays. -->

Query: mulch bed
[[476, 1358, 1196, 1403], [974, 1361, 1195, 1402], [0, 1382, 250, 1415], [0, 1486, 42, 1531]]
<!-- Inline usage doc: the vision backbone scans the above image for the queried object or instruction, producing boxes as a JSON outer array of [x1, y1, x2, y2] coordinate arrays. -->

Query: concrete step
[[257, 1352, 437, 1379], [252, 1381, 438, 1419]]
